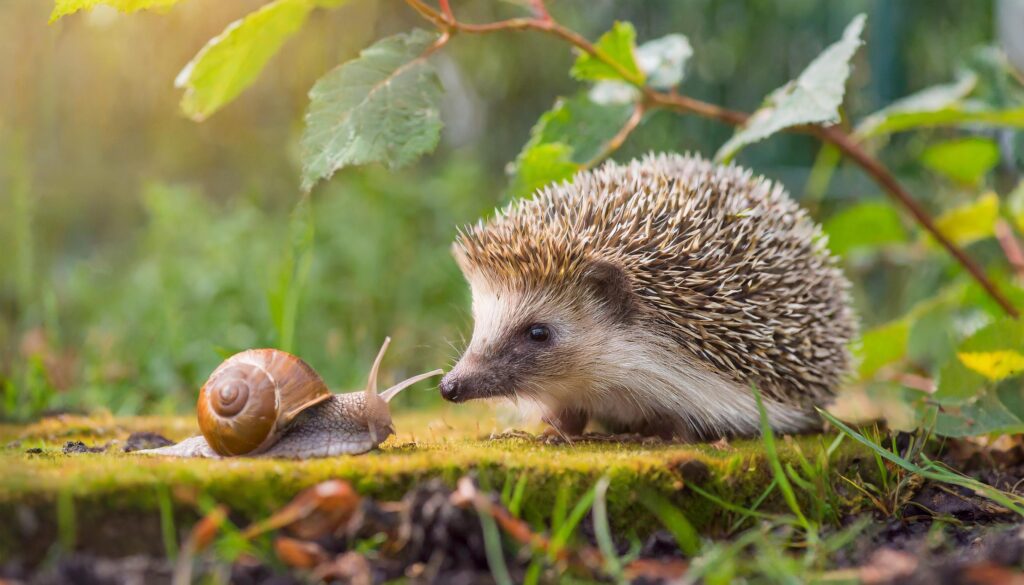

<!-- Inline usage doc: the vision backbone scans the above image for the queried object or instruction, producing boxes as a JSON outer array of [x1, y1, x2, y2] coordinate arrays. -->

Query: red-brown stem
[[817, 125, 1019, 317], [646, 90, 748, 126], [402, 0, 1020, 318], [528, 0, 552, 21], [996, 219, 1024, 282], [438, 0, 453, 21]]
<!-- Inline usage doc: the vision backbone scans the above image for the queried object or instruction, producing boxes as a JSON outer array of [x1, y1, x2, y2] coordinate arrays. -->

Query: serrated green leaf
[[962, 272, 1024, 319], [510, 143, 579, 198], [960, 317, 1024, 353], [715, 14, 865, 162], [50, 0, 179, 22], [300, 29, 443, 191], [929, 191, 999, 247], [935, 390, 1024, 437], [1007, 181, 1024, 234], [570, 22, 644, 84], [857, 318, 910, 379], [855, 75, 977, 137], [920, 137, 1000, 185], [857, 104, 1024, 137], [935, 318, 1024, 403], [934, 319, 1024, 436], [508, 93, 633, 197], [934, 357, 988, 404], [524, 94, 634, 164], [824, 201, 906, 256], [588, 33, 693, 105], [177, 0, 322, 121], [996, 380, 1024, 423]]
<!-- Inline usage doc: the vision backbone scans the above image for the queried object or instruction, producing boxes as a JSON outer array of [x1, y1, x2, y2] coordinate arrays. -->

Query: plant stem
[[816, 125, 1018, 317], [996, 219, 1024, 281], [402, 0, 1020, 318]]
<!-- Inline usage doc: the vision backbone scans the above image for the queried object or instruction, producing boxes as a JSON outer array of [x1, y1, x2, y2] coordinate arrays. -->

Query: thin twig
[[528, 0, 552, 21], [401, 0, 1020, 318], [817, 126, 1018, 317], [438, 0, 453, 22], [996, 219, 1024, 282]]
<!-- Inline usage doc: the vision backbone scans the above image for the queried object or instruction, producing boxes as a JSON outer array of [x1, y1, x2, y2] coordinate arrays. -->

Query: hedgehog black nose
[[439, 375, 463, 402]]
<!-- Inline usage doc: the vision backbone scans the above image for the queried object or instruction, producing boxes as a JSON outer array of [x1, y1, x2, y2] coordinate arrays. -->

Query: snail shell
[[141, 338, 443, 458], [197, 349, 332, 456]]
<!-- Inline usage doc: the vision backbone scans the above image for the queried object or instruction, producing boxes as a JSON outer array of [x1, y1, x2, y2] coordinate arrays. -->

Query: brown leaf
[[624, 558, 689, 581], [960, 562, 1024, 585], [274, 536, 328, 569], [187, 505, 228, 553], [311, 551, 372, 585], [243, 480, 360, 540], [860, 548, 919, 585]]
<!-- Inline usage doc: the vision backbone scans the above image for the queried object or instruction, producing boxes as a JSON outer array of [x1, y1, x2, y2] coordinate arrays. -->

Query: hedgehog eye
[[527, 324, 551, 343]]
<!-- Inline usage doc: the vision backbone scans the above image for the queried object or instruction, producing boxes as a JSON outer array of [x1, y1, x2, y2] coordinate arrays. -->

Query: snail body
[[142, 338, 442, 458]]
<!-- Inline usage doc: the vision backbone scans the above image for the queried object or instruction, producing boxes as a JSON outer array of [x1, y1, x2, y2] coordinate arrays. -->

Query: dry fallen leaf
[[624, 558, 689, 581], [274, 535, 328, 569], [859, 548, 918, 584], [311, 551, 372, 585], [243, 479, 360, 540]]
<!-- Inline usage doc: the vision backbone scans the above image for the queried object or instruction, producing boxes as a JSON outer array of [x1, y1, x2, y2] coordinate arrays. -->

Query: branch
[[817, 126, 1018, 317], [403, 0, 1020, 318], [528, 0, 551, 21]]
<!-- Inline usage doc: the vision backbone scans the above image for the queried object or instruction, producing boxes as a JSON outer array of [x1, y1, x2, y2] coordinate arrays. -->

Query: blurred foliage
[[4, 0, 1024, 432]]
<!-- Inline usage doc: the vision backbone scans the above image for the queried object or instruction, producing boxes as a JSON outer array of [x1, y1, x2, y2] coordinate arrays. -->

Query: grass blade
[[478, 503, 515, 585], [550, 483, 597, 559], [753, 385, 809, 528], [637, 489, 701, 556], [157, 485, 179, 561], [819, 409, 1024, 516], [592, 476, 623, 579]]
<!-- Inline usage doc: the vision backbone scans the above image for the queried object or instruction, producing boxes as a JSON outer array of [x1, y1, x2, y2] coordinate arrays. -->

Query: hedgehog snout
[[439, 373, 465, 402], [439, 356, 512, 403]]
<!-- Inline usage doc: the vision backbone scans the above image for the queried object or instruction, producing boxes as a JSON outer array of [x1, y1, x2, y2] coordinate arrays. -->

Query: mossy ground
[[0, 405, 876, 564]]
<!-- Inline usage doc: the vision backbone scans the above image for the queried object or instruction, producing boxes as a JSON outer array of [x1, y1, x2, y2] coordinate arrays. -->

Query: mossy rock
[[0, 405, 876, 565]]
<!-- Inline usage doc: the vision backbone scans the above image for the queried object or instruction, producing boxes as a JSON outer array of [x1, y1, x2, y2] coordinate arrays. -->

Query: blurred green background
[[0, 0, 1017, 419]]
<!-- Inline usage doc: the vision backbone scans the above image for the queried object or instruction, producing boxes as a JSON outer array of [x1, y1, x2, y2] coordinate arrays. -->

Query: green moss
[[0, 405, 877, 562]]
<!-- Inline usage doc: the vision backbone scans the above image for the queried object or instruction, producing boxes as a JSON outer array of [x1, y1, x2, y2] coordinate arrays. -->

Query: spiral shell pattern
[[196, 349, 331, 456]]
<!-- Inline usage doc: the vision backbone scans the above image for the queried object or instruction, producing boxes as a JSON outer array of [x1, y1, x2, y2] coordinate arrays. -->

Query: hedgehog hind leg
[[542, 408, 589, 437]]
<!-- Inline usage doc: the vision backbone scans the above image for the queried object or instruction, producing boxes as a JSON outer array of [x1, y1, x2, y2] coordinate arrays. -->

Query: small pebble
[[123, 432, 174, 452], [62, 441, 106, 455]]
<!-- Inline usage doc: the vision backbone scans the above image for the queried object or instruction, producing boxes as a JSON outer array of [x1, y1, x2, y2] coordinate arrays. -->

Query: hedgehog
[[439, 153, 857, 441]]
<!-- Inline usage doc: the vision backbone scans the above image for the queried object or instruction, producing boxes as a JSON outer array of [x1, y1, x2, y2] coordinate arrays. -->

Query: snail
[[141, 338, 443, 458]]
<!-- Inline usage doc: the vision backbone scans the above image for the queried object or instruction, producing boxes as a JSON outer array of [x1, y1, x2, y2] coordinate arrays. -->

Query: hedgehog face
[[440, 261, 636, 405]]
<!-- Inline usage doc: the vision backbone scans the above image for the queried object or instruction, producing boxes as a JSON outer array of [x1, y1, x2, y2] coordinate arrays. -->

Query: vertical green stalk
[[56, 489, 76, 552], [268, 194, 315, 353], [592, 475, 623, 580], [477, 501, 514, 585], [157, 485, 179, 561], [11, 136, 35, 324], [752, 385, 809, 530]]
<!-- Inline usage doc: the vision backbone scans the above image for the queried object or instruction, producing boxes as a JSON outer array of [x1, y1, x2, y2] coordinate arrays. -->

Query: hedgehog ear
[[583, 261, 634, 321]]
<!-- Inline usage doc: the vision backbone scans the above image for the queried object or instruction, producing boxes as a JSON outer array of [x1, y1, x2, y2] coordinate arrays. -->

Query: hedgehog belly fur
[[470, 283, 816, 439]]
